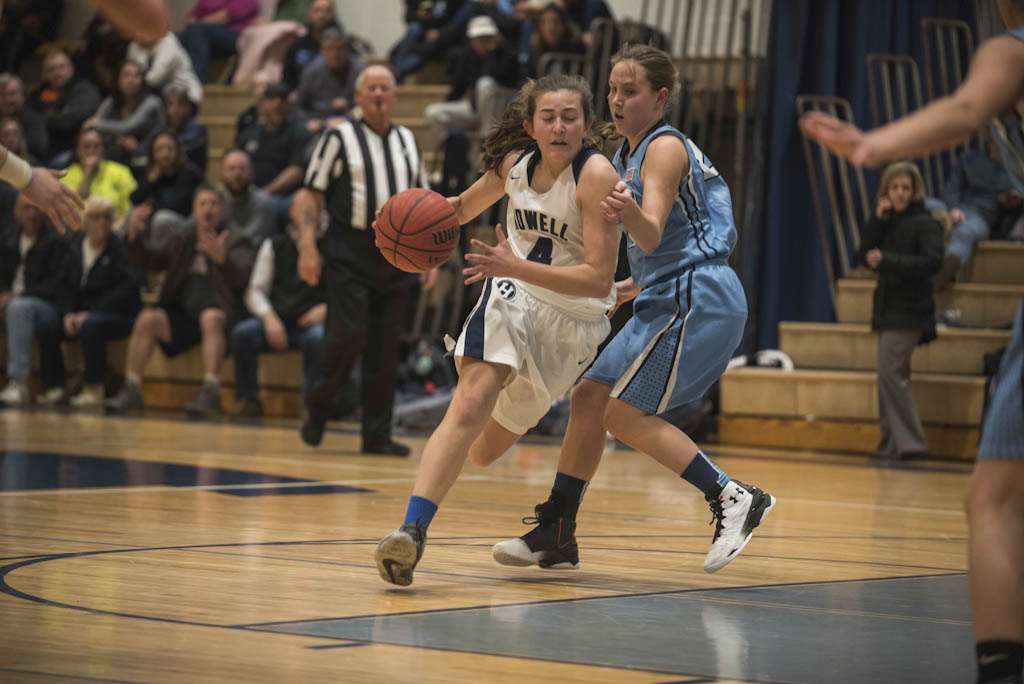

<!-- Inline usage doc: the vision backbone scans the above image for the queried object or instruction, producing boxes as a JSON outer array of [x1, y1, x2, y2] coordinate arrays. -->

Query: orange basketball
[[373, 188, 460, 273]]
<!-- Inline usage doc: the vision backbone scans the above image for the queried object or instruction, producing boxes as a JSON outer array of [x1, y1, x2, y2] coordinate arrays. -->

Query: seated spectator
[[26, 51, 102, 166], [282, 0, 341, 91], [0, 0, 64, 74], [129, 133, 205, 216], [70, 13, 130, 96], [522, 2, 585, 81], [61, 128, 138, 222], [235, 81, 312, 197], [559, 0, 612, 45], [220, 149, 279, 244], [180, 0, 261, 83], [934, 137, 1022, 290], [0, 74, 49, 164], [424, 16, 518, 159], [859, 162, 943, 460], [135, 85, 209, 176], [390, 0, 471, 82], [127, 32, 204, 109], [232, 0, 310, 87], [57, 196, 142, 408], [84, 60, 167, 165], [229, 220, 326, 417], [106, 185, 255, 418], [296, 28, 367, 134], [0, 196, 70, 406]]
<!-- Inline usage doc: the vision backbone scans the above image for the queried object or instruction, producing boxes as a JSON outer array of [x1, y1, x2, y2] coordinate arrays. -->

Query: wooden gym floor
[[0, 410, 974, 683]]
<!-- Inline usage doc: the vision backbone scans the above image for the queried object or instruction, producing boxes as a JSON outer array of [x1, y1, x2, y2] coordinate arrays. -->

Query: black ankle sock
[[549, 472, 588, 521], [976, 640, 1024, 683]]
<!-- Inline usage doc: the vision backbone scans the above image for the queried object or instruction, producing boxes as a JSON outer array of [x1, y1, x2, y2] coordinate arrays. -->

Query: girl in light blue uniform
[[493, 44, 775, 575]]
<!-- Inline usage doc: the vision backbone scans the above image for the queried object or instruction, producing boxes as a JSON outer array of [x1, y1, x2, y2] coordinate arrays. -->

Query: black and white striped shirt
[[303, 118, 427, 231]]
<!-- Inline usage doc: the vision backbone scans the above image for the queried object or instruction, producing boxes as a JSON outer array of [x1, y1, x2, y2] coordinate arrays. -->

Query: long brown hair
[[481, 74, 600, 173]]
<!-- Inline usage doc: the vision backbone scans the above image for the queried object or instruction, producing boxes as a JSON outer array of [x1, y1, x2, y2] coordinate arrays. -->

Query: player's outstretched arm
[[0, 146, 83, 230], [85, 0, 170, 43], [801, 35, 1024, 166], [449, 151, 519, 224]]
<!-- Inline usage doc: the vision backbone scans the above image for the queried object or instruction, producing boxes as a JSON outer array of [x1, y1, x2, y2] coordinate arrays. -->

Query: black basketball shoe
[[375, 522, 427, 586], [492, 499, 580, 569]]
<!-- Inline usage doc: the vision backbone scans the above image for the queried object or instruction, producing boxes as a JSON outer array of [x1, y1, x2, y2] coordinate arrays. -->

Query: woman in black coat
[[858, 161, 944, 459]]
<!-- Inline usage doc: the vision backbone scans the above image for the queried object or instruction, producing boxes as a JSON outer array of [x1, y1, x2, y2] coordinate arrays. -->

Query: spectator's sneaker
[[363, 440, 411, 456], [185, 382, 222, 419], [36, 387, 65, 405], [229, 397, 264, 419], [492, 499, 579, 569], [104, 382, 144, 415], [703, 480, 776, 574], [375, 522, 426, 586], [0, 380, 30, 407], [70, 385, 103, 408]]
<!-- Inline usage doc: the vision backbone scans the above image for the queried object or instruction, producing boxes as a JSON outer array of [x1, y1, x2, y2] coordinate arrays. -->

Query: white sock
[[125, 372, 141, 387], [204, 373, 219, 386]]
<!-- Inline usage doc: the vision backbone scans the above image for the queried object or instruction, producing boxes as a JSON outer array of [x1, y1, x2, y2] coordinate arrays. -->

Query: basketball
[[373, 188, 460, 273]]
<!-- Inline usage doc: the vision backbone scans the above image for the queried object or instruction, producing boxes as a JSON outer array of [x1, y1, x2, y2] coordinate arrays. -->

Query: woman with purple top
[[180, 0, 261, 83]]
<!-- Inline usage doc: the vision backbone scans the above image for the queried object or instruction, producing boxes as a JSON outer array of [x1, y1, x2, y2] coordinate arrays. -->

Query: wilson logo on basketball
[[432, 227, 458, 245]]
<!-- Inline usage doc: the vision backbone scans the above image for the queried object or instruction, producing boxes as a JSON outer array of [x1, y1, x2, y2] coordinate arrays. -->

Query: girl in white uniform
[[375, 74, 622, 586]]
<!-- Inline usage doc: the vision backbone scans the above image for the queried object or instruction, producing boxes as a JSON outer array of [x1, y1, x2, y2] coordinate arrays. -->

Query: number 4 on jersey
[[526, 237, 553, 264]]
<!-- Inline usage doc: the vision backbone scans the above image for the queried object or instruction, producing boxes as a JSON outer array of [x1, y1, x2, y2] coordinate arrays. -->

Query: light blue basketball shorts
[[978, 301, 1024, 460], [585, 262, 747, 415]]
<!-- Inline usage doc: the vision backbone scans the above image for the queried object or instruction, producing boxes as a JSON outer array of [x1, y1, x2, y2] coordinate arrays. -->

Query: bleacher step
[[836, 278, 1023, 328], [965, 241, 1024, 284]]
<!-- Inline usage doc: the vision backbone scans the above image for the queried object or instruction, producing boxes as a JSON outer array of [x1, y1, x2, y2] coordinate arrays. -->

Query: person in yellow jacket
[[61, 127, 137, 223]]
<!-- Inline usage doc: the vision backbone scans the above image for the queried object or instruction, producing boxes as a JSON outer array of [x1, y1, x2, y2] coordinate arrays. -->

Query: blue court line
[[0, 667, 147, 683], [305, 642, 370, 650]]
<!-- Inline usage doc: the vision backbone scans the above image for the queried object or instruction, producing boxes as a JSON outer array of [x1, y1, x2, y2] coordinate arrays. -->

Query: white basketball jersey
[[503, 145, 616, 317]]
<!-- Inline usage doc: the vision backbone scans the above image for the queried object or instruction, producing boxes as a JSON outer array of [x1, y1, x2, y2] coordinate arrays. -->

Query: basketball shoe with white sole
[[492, 500, 580, 569], [375, 522, 426, 586], [703, 480, 776, 573]]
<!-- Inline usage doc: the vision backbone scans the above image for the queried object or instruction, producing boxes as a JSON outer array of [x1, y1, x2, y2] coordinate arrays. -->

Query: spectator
[[229, 221, 326, 417], [181, 0, 261, 83], [934, 137, 1023, 290], [26, 51, 102, 166], [296, 28, 367, 134], [0, 195, 70, 406], [522, 2, 585, 81], [105, 185, 255, 418], [127, 32, 204, 108], [0, 0, 64, 74], [57, 195, 141, 408], [130, 132, 205, 216], [0, 118, 29, 233], [61, 127, 138, 222], [559, 0, 612, 44], [390, 0, 469, 82], [0, 118, 30, 164], [424, 16, 518, 162], [220, 148, 279, 245], [858, 162, 943, 460], [231, 0, 311, 87], [135, 85, 209, 176], [70, 14, 130, 96], [282, 0, 341, 91], [85, 60, 167, 165], [235, 81, 313, 197], [0, 74, 49, 164]]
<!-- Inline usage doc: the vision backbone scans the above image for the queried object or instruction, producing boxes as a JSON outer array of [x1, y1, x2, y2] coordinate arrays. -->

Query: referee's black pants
[[309, 228, 413, 447]]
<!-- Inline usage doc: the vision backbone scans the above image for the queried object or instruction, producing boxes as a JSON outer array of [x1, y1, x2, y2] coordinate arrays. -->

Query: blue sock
[[550, 472, 588, 520], [681, 451, 730, 498], [403, 495, 438, 530]]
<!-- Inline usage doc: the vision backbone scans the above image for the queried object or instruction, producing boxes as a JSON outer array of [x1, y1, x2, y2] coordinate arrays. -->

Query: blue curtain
[[743, 0, 975, 351]]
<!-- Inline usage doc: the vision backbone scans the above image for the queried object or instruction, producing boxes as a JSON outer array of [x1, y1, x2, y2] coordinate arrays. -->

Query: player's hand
[[298, 243, 322, 286], [22, 167, 83, 231], [950, 208, 966, 224], [876, 197, 893, 220], [262, 312, 289, 351], [608, 277, 640, 318], [421, 267, 438, 291], [600, 181, 637, 221], [865, 248, 884, 268], [463, 224, 517, 285], [799, 111, 878, 167]]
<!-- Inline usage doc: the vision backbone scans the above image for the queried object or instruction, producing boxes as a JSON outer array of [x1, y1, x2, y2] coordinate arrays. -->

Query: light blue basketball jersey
[[612, 121, 738, 289]]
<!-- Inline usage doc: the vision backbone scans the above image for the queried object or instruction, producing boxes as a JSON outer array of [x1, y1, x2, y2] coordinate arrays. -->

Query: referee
[[293, 64, 437, 454]]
